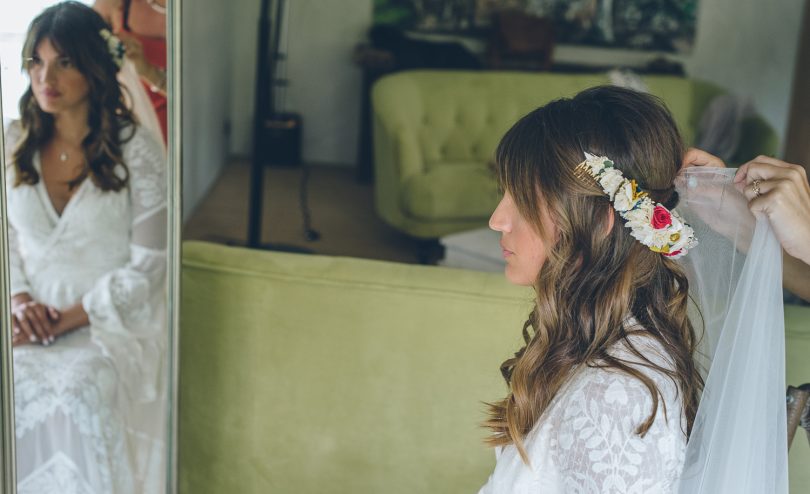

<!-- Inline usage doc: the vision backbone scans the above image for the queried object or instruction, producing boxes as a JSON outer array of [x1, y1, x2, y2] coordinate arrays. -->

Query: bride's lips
[[500, 242, 514, 258], [42, 88, 61, 99]]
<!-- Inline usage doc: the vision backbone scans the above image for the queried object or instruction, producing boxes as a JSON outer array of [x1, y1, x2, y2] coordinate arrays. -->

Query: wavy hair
[[12, 1, 135, 191], [484, 86, 703, 463]]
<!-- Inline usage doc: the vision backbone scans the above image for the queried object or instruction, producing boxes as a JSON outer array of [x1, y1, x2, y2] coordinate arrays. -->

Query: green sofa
[[371, 70, 779, 239], [179, 241, 809, 493]]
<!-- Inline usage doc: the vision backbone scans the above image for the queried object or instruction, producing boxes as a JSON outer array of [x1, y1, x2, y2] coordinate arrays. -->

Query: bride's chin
[[504, 265, 533, 286]]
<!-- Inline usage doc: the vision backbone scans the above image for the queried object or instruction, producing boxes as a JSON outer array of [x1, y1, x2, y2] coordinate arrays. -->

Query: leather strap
[[787, 383, 810, 449]]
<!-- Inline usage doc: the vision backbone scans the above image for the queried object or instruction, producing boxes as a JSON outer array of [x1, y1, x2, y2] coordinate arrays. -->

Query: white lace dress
[[479, 337, 687, 494], [4, 121, 168, 494]]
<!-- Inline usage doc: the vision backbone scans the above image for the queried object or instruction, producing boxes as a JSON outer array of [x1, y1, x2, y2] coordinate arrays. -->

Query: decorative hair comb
[[575, 152, 697, 259]]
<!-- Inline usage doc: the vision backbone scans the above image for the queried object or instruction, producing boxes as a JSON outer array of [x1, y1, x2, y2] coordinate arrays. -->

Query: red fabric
[[127, 31, 167, 144]]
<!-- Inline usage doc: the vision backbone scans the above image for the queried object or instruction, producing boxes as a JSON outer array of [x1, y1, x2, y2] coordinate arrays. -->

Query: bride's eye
[[24, 56, 42, 69], [57, 57, 74, 69]]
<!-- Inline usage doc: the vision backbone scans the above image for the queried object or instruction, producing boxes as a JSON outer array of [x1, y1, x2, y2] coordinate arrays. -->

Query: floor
[[182, 160, 427, 264]]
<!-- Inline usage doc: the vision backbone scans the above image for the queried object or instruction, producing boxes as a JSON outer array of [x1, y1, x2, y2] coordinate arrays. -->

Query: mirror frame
[[166, 0, 181, 491], [0, 69, 17, 494], [0, 0, 183, 491]]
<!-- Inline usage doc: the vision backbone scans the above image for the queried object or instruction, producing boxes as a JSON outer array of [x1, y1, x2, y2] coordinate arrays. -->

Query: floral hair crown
[[99, 29, 125, 69], [574, 152, 697, 259]]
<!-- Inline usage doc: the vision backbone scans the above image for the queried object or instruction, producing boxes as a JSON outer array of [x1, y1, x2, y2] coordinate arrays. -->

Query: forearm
[[54, 303, 90, 337], [784, 252, 810, 303]]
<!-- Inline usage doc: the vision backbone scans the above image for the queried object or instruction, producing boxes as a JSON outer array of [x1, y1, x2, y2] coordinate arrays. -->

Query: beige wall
[[228, 0, 372, 165], [686, 0, 805, 155], [182, 0, 234, 218]]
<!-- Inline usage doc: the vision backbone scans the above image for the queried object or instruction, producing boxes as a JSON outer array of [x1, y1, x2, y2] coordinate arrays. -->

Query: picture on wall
[[373, 0, 698, 53]]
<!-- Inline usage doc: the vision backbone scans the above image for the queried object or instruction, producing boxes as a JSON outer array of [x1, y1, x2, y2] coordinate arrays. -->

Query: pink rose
[[651, 205, 672, 229]]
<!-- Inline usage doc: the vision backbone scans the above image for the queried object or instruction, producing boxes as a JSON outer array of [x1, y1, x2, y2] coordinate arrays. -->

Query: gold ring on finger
[[752, 179, 761, 198]]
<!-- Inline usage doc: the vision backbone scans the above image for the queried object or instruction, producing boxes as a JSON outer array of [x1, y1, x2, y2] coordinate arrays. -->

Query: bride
[[480, 86, 786, 493], [4, 2, 167, 493]]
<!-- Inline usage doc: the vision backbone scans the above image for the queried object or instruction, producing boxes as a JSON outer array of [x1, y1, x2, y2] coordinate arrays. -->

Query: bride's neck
[[51, 110, 90, 146]]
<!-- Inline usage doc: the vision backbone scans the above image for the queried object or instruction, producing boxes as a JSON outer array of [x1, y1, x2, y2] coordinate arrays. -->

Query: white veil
[[119, 59, 166, 157], [675, 167, 788, 492]]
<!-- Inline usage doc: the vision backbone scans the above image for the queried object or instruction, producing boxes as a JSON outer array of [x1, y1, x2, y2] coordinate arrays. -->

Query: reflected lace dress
[[479, 336, 687, 494], [4, 121, 168, 494]]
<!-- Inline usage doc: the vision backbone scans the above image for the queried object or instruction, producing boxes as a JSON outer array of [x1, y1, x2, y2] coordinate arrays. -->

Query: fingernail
[[29, 335, 37, 342], [49, 336, 55, 343]]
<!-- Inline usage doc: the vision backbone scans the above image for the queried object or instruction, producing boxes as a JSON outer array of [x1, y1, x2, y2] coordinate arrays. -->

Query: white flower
[[624, 204, 650, 225], [613, 180, 639, 212], [629, 222, 655, 245], [584, 153, 609, 175], [598, 168, 625, 199]]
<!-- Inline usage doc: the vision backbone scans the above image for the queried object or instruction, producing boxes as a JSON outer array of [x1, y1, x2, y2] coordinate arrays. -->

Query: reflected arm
[[80, 126, 167, 402], [92, 0, 122, 26]]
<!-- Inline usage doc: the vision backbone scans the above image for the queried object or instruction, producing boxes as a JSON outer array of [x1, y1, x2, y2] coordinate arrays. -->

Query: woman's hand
[[118, 31, 166, 94], [682, 147, 726, 169], [734, 156, 810, 265], [11, 293, 60, 346], [117, 31, 148, 76]]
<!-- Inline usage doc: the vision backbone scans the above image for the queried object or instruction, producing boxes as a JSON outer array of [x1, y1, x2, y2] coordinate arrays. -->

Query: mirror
[[0, 0, 179, 492]]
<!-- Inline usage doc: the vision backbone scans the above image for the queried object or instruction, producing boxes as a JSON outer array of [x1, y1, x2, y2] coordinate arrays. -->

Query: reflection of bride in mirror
[[4, 2, 167, 492]]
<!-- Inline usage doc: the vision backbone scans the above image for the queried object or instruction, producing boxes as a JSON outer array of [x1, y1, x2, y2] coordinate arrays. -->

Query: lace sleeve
[[552, 369, 685, 493], [4, 121, 32, 296], [81, 125, 167, 403]]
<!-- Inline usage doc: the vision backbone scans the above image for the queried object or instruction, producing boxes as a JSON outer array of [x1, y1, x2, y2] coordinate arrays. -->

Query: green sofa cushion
[[402, 164, 500, 220], [180, 241, 533, 494], [179, 241, 808, 492]]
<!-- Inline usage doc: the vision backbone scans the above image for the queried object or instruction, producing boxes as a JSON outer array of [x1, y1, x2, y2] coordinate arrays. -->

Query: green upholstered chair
[[371, 70, 779, 239], [179, 241, 809, 493]]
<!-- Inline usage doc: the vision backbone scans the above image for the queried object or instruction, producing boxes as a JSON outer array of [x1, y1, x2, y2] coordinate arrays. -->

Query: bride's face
[[489, 191, 556, 286], [28, 38, 90, 115]]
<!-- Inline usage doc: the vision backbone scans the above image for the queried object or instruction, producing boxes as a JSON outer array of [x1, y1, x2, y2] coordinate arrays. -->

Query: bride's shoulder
[[564, 335, 680, 408], [119, 123, 164, 170]]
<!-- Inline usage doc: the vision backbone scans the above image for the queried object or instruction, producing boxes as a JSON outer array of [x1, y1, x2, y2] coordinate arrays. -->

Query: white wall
[[182, 0, 234, 218], [228, 0, 372, 165], [685, 0, 805, 154], [224, 0, 804, 166]]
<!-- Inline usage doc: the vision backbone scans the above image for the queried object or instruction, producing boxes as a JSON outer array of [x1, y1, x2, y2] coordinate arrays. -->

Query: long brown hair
[[12, 1, 135, 191], [484, 86, 703, 463]]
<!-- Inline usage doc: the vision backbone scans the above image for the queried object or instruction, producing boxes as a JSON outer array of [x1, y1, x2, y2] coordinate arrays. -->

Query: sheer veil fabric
[[676, 168, 787, 493]]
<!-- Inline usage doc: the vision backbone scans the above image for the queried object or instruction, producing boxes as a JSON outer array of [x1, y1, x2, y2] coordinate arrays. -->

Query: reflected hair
[[11, 1, 135, 191], [483, 86, 703, 463]]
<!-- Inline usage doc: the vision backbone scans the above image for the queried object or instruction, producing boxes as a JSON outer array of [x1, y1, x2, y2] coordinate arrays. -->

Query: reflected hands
[[117, 31, 148, 75], [117, 31, 166, 94], [11, 293, 60, 347]]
